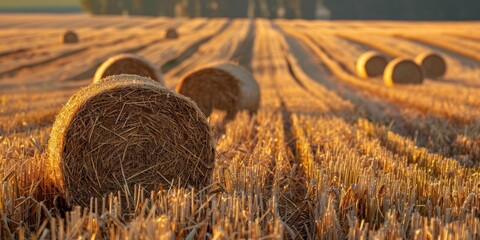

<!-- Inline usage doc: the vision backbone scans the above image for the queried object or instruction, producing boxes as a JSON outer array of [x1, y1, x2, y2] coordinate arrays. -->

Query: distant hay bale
[[415, 52, 447, 79], [383, 58, 424, 87], [166, 28, 179, 39], [63, 30, 79, 44], [94, 54, 164, 85], [47, 74, 215, 207], [356, 51, 388, 79], [176, 62, 260, 118]]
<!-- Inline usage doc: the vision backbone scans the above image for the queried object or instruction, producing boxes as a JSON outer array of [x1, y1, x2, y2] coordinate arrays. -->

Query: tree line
[[80, 0, 318, 19], [80, 0, 479, 20], [324, 0, 479, 20]]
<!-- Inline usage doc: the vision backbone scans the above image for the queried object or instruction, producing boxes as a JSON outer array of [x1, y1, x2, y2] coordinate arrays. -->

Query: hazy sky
[[0, 0, 79, 8]]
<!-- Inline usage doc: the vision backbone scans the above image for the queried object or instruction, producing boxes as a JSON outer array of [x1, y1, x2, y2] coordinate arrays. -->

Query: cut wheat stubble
[[47, 74, 215, 207]]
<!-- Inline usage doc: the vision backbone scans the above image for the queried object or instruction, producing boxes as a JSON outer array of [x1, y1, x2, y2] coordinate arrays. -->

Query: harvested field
[[0, 14, 480, 239]]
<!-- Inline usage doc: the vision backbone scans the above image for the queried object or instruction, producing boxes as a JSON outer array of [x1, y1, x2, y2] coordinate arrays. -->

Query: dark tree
[[186, 0, 198, 17], [267, 0, 279, 18], [80, 0, 105, 15], [213, 0, 228, 17], [122, 0, 136, 15], [284, 0, 300, 19], [105, 0, 123, 15], [159, 0, 176, 17], [455, 0, 480, 20], [199, 0, 211, 17], [323, 0, 355, 19], [80, 0, 480, 20], [223, 0, 248, 18], [324, 0, 480, 20], [300, 0, 316, 19], [253, 0, 263, 18]]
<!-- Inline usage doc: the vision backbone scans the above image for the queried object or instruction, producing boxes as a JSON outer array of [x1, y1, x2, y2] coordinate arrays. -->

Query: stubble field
[[0, 14, 480, 239]]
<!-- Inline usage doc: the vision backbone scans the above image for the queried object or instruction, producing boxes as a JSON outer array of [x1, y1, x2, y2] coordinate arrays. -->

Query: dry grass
[[1, 15, 480, 240], [356, 51, 388, 79], [47, 74, 215, 207], [383, 58, 424, 86], [176, 62, 260, 118], [165, 28, 179, 39], [62, 30, 78, 44], [93, 54, 165, 84], [415, 52, 447, 79]]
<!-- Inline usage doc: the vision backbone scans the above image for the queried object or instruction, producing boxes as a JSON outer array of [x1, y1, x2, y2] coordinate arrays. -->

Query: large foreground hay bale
[[166, 28, 179, 39], [48, 74, 215, 207], [176, 62, 260, 118], [383, 58, 424, 87], [62, 30, 79, 44], [415, 52, 447, 79], [94, 54, 164, 85], [356, 51, 388, 79]]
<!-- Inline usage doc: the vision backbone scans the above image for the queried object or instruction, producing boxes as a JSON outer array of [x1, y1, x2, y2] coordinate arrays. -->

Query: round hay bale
[[356, 51, 388, 79], [166, 28, 179, 39], [383, 58, 424, 87], [48, 74, 215, 207], [176, 62, 260, 118], [62, 30, 79, 44], [415, 52, 447, 79], [93, 54, 164, 85]]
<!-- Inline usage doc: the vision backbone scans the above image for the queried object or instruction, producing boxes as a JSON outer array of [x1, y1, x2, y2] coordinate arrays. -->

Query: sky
[[0, 0, 80, 9]]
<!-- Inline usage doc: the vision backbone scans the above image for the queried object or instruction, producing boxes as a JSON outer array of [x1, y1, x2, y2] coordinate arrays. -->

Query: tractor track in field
[[278, 96, 316, 239], [161, 21, 233, 74], [69, 36, 170, 81], [287, 25, 479, 122], [0, 34, 61, 56], [396, 34, 480, 62], [0, 48, 30, 58], [0, 32, 144, 78], [274, 24, 401, 123], [0, 48, 89, 79], [269, 24, 317, 239], [231, 20, 256, 71], [0, 20, 192, 82], [396, 36, 480, 68], [251, 20, 317, 239], [277, 25, 480, 165], [337, 33, 480, 91]]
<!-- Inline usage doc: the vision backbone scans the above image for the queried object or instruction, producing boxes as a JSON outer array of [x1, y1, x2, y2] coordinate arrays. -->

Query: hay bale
[[93, 54, 164, 85], [63, 30, 79, 44], [383, 58, 424, 87], [415, 52, 447, 79], [176, 62, 260, 118], [166, 28, 179, 39], [356, 51, 388, 79], [48, 74, 215, 207]]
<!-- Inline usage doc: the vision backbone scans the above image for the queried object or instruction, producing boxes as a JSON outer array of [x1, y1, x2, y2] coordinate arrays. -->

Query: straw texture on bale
[[63, 30, 79, 44], [176, 62, 260, 118], [93, 54, 164, 85], [356, 51, 388, 79], [48, 74, 215, 207], [415, 52, 447, 79], [383, 58, 424, 87], [166, 28, 179, 39]]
